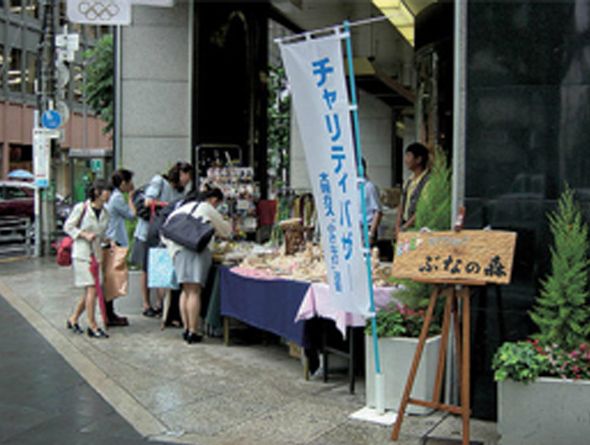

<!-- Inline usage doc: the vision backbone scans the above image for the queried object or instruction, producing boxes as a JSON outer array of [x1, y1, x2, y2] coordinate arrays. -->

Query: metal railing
[[0, 216, 34, 259]]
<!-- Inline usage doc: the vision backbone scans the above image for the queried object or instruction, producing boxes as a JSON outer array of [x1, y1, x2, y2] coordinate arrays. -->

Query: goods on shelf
[[205, 166, 258, 235]]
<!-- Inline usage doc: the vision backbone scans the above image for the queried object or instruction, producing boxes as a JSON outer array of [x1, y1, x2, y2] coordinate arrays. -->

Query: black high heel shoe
[[182, 330, 189, 341], [67, 320, 83, 334], [186, 332, 202, 344], [87, 327, 109, 339]]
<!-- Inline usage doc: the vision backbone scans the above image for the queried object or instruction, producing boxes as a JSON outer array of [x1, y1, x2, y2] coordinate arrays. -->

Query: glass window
[[71, 23, 83, 35], [6, 185, 28, 199], [10, 0, 23, 15], [25, 52, 35, 94], [72, 62, 83, 104], [25, 0, 38, 18], [86, 25, 97, 41], [58, 1, 68, 28], [99, 26, 112, 38], [0, 45, 4, 89], [8, 48, 23, 93]]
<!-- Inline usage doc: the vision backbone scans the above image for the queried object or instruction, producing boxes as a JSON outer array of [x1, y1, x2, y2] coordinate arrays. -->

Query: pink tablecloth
[[295, 282, 402, 337]]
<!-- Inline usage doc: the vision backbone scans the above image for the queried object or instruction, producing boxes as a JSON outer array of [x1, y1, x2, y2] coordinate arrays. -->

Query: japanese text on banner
[[280, 34, 370, 316]]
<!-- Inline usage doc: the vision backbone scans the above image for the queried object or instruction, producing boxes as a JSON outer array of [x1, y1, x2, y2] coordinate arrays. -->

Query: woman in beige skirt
[[162, 187, 232, 344], [65, 179, 112, 338]]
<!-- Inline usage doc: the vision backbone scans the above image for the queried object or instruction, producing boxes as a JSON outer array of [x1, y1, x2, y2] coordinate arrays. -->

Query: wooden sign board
[[391, 230, 517, 284]]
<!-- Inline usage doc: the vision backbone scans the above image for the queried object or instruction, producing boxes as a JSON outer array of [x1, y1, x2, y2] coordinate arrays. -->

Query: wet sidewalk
[[0, 257, 500, 445]]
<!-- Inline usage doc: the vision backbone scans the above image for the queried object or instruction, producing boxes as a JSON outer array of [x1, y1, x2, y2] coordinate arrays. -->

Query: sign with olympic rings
[[67, 0, 131, 25]]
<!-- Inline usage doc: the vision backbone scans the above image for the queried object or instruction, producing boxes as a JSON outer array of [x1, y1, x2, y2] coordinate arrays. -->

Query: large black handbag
[[161, 203, 215, 252]]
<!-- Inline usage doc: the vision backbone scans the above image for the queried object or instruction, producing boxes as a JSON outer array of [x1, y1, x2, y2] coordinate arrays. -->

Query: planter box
[[365, 335, 442, 414], [498, 377, 590, 445]]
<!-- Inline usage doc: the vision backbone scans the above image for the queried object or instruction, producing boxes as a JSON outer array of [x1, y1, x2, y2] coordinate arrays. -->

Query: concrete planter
[[365, 335, 441, 414], [497, 377, 590, 445]]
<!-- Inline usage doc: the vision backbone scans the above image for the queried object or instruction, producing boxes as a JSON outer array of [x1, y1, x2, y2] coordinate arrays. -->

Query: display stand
[[205, 166, 258, 236], [390, 278, 484, 445], [390, 229, 517, 444]]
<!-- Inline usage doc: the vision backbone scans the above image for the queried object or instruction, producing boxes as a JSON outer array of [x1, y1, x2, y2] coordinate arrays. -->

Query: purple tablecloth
[[220, 266, 310, 347]]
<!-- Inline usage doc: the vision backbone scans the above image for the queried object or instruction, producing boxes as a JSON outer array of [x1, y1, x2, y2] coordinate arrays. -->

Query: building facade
[[0, 0, 111, 198], [118, 0, 590, 420]]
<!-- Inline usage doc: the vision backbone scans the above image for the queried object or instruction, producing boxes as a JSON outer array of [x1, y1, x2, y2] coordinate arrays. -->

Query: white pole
[[114, 25, 123, 168], [343, 20, 384, 415]]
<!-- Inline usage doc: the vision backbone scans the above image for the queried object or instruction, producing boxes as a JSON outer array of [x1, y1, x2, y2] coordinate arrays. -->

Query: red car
[[0, 180, 35, 219]]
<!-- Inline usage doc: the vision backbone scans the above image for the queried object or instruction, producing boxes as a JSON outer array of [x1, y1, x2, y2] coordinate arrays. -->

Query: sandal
[[142, 307, 158, 317], [67, 320, 84, 334], [87, 327, 109, 339]]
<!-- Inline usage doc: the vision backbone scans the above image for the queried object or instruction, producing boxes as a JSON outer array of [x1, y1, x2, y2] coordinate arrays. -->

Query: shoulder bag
[[102, 243, 129, 301], [161, 203, 215, 252], [55, 203, 87, 266]]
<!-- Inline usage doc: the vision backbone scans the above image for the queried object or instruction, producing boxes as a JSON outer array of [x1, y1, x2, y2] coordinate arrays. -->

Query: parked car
[[0, 180, 34, 219], [0, 181, 72, 226]]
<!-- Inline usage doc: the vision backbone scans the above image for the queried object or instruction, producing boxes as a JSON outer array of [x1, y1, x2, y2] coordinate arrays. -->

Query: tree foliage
[[83, 34, 114, 136], [267, 62, 291, 194], [529, 185, 590, 351], [414, 147, 451, 232]]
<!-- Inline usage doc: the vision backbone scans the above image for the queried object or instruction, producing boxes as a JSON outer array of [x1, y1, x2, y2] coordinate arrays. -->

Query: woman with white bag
[[161, 187, 232, 344]]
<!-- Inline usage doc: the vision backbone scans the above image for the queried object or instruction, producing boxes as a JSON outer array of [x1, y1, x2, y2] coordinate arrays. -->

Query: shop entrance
[[192, 2, 268, 198], [68, 148, 113, 203]]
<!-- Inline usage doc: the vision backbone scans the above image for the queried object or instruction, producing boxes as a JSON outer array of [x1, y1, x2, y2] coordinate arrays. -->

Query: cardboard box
[[380, 187, 402, 208], [288, 340, 303, 359]]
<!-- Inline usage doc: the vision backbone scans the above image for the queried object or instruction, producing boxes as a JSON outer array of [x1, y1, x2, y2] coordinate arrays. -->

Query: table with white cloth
[[295, 282, 401, 393], [296, 282, 401, 336]]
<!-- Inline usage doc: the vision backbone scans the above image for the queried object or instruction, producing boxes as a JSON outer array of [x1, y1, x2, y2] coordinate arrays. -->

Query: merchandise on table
[[232, 241, 391, 286]]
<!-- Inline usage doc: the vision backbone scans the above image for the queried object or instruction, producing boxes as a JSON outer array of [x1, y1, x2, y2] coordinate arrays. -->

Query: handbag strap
[[76, 203, 88, 228], [181, 202, 200, 219]]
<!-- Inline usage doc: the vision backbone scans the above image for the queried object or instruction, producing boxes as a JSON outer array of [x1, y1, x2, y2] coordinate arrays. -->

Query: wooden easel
[[391, 278, 486, 445]]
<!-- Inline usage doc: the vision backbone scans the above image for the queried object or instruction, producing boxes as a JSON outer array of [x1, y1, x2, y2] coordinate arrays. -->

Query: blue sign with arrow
[[41, 110, 62, 130]]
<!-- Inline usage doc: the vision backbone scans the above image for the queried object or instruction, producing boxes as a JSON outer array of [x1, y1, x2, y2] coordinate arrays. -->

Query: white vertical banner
[[67, 0, 131, 25], [33, 128, 51, 188], [279, 33, 370, 316]]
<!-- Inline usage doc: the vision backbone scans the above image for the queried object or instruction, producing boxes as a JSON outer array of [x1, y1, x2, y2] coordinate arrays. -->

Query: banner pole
[[275, 15, 390, 44], [343, 20, 384, 414]]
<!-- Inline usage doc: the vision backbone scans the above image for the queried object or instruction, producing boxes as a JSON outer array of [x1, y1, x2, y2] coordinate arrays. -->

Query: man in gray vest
[[395, 142, 430, 239]]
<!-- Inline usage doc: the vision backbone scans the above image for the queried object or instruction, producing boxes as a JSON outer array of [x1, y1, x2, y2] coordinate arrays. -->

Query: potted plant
[[365, 147, 451, 414], [492, 186, 590, 445], [365, 303, 443, 414]]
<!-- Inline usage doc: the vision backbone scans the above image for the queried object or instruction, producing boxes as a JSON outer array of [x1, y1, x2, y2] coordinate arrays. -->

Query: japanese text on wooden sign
[[391, 230, 517, 284]]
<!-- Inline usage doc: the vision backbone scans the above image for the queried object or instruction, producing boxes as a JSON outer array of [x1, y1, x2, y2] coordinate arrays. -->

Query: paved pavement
[[0, 257, 500, 445]]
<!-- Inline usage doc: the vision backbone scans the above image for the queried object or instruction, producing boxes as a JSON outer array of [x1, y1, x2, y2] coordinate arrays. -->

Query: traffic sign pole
[[36, 0, 58, 256]]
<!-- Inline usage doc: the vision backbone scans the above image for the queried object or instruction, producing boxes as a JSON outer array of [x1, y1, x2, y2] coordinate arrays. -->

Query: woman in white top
[[162, 187, 232, 344], [65, 179, 112, 339]]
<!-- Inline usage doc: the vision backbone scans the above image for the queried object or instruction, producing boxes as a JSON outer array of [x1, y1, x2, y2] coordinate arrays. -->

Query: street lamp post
[[35, 0, 58, 256]]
